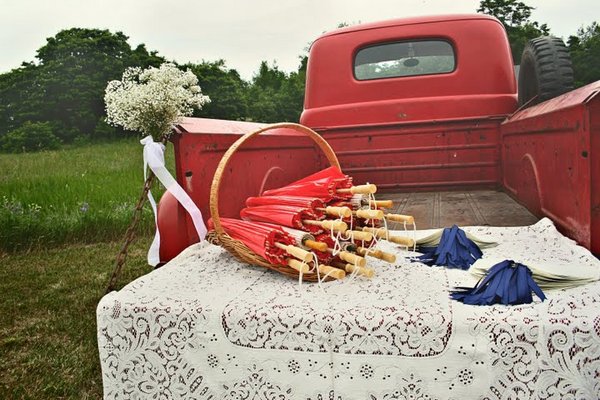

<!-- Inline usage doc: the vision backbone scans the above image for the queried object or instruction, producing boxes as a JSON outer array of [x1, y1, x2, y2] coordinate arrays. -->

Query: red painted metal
[[157, 16, 600, 263], [501, 82, 600, 253], [316, 118, 503, 191], [301, 14, 516, 128], [157, 117, 330, 263], [301, 14, 514, 191]]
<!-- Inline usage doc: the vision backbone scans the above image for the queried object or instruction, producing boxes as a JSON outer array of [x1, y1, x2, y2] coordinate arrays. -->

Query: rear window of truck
[[354, 39, 455, 80]]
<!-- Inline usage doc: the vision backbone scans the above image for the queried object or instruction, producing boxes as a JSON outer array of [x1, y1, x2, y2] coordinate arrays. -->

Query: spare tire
[[518, 36, 574, 107]]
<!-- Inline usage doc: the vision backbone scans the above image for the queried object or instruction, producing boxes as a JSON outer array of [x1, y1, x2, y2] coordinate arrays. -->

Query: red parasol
[[312, 233, 336, 263], [245, 195, 325, 211], [293, 166, 350, 184], [261, 167, 354, 201], [240, 205, 326, 234], [209, 217, 297, 266]]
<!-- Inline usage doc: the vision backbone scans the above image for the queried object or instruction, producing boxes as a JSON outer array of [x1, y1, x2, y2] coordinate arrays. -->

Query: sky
[[1, 0, 598, 80]]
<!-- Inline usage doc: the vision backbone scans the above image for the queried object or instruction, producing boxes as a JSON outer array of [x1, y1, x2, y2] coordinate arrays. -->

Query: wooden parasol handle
[[210, 123, 341, 237]]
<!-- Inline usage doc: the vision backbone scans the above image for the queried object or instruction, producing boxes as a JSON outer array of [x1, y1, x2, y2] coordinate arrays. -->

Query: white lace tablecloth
[[97, 218, 600, 399]]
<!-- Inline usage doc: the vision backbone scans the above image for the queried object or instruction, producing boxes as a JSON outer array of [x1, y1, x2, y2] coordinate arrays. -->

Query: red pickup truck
[[157, 14, 600, 262]]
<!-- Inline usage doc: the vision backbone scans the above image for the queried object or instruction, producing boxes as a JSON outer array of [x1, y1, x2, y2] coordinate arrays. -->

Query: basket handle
[[210, 123, 340, 237]]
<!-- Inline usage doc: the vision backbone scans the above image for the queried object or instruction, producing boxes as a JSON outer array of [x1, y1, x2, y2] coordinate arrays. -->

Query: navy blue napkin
[[451, 260, 546, 305], [416, 225, 483, 269]]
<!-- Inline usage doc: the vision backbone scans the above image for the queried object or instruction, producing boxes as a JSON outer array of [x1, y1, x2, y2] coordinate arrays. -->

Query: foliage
[[246, 59, 306, 122], [568, 22, 600, 87], [478, 0, 549, 64], [105, 63, 210, 139], [0, 28, 165, 147], [0, 121, 61, 153], [185, 60, 248, 120], [0, 139, 172, 252]]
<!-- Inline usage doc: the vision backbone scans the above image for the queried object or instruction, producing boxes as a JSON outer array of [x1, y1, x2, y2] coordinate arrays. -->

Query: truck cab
[[301, 14, 515, 191]]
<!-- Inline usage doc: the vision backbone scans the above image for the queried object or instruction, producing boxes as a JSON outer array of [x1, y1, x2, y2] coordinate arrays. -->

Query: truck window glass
[[354, 40, 455, 80]]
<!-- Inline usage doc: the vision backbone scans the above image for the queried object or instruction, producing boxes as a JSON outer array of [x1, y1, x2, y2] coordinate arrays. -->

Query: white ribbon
[[141, 136, 207, 266]]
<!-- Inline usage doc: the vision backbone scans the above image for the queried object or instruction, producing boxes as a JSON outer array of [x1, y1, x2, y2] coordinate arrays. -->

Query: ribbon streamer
[[451, 260, 546, 306], [141, 136, 207, 266]]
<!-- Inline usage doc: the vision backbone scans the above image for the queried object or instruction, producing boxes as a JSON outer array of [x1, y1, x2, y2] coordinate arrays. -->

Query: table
[[97, 218, 600, 399]]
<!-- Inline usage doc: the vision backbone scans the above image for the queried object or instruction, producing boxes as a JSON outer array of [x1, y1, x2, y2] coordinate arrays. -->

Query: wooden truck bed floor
[[384, 189, 538, 230]]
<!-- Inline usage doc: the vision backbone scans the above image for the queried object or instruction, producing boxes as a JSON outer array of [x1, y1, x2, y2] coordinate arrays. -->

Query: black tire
[[518, 36, 574, 107]]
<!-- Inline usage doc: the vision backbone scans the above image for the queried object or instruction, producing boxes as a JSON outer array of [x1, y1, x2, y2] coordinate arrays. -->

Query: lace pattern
[[222, 261, 453, 356], [97, 219, 600, 399]]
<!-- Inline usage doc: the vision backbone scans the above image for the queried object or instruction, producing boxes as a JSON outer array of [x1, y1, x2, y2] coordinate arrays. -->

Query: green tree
[[0, 28, 164, 144], [478, 0, 549, 64], [246, 61, 287, 122], [0, 121, 61, 153], [35, 28, 164, 139], [568, 22, 600, 87], [276, 56, 307, 122], [184, 60, 248, 120], [0, 63, 44, 137], [245, 59, 307, 123]]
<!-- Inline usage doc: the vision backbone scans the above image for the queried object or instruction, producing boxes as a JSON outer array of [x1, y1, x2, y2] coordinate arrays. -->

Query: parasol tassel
[[450, 260, 546, 305], [415, 225, 482, 269]]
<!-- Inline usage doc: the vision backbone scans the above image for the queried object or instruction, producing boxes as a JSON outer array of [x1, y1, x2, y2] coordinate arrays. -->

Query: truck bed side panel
[[501, 83, 600, 252], [591, 96, 600, 254]]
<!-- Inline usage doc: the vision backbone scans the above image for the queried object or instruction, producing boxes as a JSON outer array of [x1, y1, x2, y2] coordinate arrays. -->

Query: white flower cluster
[[104, 63, 210, 139]]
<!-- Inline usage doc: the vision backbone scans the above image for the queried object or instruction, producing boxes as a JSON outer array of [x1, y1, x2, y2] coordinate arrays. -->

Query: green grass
[[0, 139, 173, 252], [0, 238, 152, 399], [0, 140, 180, 397]]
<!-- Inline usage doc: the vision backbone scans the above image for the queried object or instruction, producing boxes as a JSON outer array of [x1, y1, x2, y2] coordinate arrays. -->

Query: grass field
[[0, 238, 151, 399], [0, 140, 174, 398], [0, 139, 172, 252]]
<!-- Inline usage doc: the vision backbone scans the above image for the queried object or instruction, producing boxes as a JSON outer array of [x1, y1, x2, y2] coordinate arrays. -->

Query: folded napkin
[[451, 260, 546, 305], [416, 228, 497, 249], [469, 256, 600, 290], [415, 225, 488, 269]]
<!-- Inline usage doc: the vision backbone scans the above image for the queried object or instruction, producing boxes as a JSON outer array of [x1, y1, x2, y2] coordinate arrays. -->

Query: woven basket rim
[[209, 122, 341, 281]]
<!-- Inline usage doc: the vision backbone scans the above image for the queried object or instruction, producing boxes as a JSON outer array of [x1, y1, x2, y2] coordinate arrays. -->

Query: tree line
[[0, 0, 598, 152], [0, 27, 307, 152]]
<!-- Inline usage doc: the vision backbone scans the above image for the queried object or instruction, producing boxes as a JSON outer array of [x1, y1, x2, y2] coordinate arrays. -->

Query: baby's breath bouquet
[[105, 62, 210, 140], [105, 63, 209, 291]]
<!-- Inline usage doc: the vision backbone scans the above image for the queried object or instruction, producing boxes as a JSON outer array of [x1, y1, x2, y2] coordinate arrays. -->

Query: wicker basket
[[207, 122, 341, 281]]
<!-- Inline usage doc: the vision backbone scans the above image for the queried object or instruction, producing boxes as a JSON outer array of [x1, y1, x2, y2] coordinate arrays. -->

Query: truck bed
[[384, 189, 538, 230]]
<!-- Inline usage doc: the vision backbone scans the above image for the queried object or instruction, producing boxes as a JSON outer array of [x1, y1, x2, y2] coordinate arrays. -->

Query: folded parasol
[[261, 167, 374, 201], [245, 195, 325, 210], [210, 217, 305, 267], [240, 205, 333, 234]]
